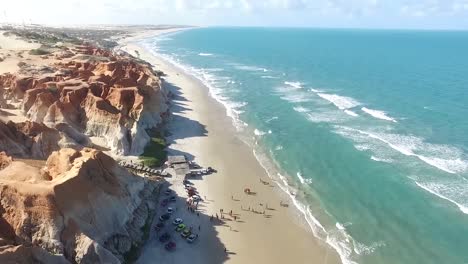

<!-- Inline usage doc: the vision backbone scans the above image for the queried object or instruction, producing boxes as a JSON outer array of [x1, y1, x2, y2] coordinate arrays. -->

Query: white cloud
[[0, 0, 467, 28]]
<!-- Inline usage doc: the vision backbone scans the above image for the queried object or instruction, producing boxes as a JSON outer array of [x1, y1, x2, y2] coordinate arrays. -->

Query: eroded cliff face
[[0, 148, 161, 263], [0, 45, 169, 156], [0, 120, 81, 159]]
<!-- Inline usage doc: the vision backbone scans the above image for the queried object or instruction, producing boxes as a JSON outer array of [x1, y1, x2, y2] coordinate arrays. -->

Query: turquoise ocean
[[141, 28, 468, 264]]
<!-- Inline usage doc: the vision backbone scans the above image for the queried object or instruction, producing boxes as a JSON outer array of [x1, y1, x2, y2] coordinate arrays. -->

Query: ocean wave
[[353, 240, 386, 256], [275, 145, 283, 151], [198, 52, 213, 56], [144, 47, 249, 131], [146, 40, 361, 264], [310, 88, 324, 93], [344, 110, 359, 117], [280, 93, 312, 103], [261, 75, 279, 79], [370, 156, 393, 163], [265, 116, 279, 123], [306, 110, 352, 123], [317, 93, 361, 110], [293, 106, 310, 113], [413, 180, 468, 214], [284, 81, 303, 89], [361, 107, 397, 122], [335, 126, 468, 174], [363, 132, 467, 174], [233, 64, 268, 72], [297, 172, 313, 184], [254, 129, 272, 136], [251, 149, 362, 264]]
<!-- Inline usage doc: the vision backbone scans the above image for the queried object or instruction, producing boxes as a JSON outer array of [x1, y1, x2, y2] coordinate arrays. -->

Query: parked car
[[161, 199, 169, 207], [159, 233, 170, 243], [167, 207, 174, 214], [175, 224, 186, 232], [187, 234, 198, 243], [181, 228, 191, 238], [172, 218, 183, 225], [164, 189, 172, 196], [165, 241, 176, 251], [155, 222, 164, 231], [192, 195, 201, 202], [159, 213, 170, 221], [169, 196, 176, 202]]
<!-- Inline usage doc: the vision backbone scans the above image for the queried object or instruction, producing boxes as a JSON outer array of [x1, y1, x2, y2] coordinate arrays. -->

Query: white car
[[172, 218, 183, 225], [187, 234, 198, 243], [167, 207, 174, 214]]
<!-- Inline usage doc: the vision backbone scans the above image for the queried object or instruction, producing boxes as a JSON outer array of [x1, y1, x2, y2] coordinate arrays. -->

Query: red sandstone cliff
[[0, 149, 160, 263], [0, 45, 169, 156]]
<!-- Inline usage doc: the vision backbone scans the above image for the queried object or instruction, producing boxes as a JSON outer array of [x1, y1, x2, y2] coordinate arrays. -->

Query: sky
[[1, 0, 468, 30]]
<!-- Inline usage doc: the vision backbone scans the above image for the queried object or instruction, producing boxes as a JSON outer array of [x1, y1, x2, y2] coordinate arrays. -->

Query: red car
[[165, 241, 176, 251]]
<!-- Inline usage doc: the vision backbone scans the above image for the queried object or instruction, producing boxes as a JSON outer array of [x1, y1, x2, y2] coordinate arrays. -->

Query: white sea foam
[[254, 129, 267, 137], [144, 46, 249, 131], [414, 181, 468, 214], [198, 52, 213, 56], [261, 75, 279, 79], [280, 93, 312, 103], [344, 110, 359, 117], [297, 172, 313, 184], [144, 39, 361, 264], [353, 241, 386, 256], [317, 93, 361, 110], [284, 81, 303, 89], [370, 156, 393, 163], [252, 149, 361, 264], [335, 126, 468, 174], [275, 145, 283, 151], [233, 64, 268, 72], [363, 132, 467, 174], [361, 107, 397, 122], [266, 116, 279, 123], [310, 88, 324, 93], [293, 106, 310, 113]]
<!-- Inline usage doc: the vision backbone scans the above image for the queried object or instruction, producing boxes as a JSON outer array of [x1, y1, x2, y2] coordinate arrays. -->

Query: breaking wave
[[361, 107, 397, 122], [198, 52, 214, 56], [317, 93, 361, 110], [284, 81, 304, 89]]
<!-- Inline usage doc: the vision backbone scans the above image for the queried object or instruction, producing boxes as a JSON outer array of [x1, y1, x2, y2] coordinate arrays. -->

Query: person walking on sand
[[230, 210, 232, 216], [216, 213, 219, 219]]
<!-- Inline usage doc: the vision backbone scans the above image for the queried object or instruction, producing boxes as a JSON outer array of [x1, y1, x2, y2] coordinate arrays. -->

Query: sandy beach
[[120, 29, 341, 264]]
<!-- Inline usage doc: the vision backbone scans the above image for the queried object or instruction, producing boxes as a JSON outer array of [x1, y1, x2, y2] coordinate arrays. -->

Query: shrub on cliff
[[139, 134, 167, 168], [29, 48, 50, 55]]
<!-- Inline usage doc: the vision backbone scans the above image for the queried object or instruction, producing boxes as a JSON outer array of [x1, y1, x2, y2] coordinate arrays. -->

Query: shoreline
[[120, 29, 341, 264]]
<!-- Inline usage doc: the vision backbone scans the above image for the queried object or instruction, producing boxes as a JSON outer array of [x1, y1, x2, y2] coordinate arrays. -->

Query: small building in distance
[[167, 155, 190, 178]]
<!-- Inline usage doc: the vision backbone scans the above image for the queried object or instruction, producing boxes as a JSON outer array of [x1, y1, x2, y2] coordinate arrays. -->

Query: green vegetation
[[139, 131, 167, 168], [28, 48, 51, 55]]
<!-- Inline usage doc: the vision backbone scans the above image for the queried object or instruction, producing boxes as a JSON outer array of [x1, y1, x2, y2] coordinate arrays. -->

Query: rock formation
[[0, 148, 161, 263], [0, 32, 168, 264], [0, 45, 169, 156]]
